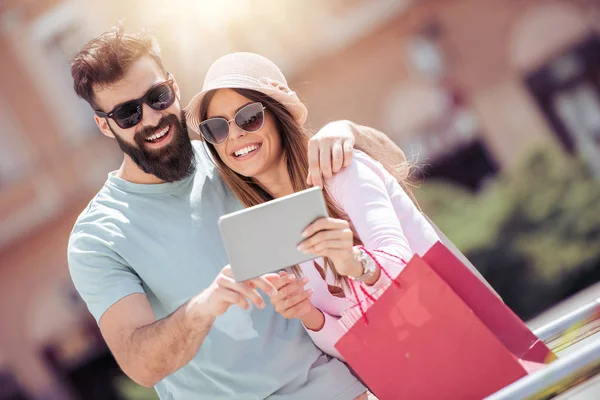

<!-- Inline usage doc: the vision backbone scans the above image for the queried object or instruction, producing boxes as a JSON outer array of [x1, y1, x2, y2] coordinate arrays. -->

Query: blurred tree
[[117, 376, 159, 400], [416, 146, 600, 320]]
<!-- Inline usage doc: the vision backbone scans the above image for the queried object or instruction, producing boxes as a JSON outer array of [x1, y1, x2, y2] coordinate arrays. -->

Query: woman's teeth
[[234, 144, 260, 157], [146, 126, 170, 142]]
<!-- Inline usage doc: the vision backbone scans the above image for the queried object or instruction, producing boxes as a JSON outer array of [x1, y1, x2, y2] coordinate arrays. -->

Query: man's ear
[[94, 115, 115, 139]]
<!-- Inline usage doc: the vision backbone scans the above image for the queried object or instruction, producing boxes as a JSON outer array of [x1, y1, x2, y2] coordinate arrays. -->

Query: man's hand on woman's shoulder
[[308, 120, 407, 188], [308, 120, 356, 188]]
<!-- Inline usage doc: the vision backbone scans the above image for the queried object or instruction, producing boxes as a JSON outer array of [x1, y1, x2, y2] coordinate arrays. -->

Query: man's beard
[[113, 114, 196, 182]]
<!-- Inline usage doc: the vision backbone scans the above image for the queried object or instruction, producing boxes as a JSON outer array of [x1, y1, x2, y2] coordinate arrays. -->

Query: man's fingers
[[221, 265, 234, 278], [331, 140, 344, 173], [250, 275, 278, 296], [218, 277, 265, 309], [306, 172, 313, 186], [265, 272, 295, 290], [319, 141, 333, 180], [307, 140, 322, 188], [342, 140, 353, 168], [311, 173, 323, 188], [263, 271, 285, 284], [216, 288, 249, 310], [243, 287, 266, 309]]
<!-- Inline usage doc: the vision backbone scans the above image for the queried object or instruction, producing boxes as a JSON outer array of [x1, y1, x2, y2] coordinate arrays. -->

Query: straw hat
[[185, 52, 308, 135]]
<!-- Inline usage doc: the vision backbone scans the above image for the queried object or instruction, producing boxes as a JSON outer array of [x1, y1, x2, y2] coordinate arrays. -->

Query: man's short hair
[[71, 26, 166, 110]]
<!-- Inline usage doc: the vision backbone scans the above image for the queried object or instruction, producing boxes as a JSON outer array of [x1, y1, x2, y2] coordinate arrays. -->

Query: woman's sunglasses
[[199, 102, 266, 145], [95, 79, 176, 129]]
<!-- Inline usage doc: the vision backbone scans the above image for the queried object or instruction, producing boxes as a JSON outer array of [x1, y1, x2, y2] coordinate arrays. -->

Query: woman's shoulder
[[325, 149, 388, 188]]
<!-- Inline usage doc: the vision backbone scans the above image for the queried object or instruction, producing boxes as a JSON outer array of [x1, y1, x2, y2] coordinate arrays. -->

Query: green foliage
[[416, 146, 600, 319], [117, 376, 160, 400]]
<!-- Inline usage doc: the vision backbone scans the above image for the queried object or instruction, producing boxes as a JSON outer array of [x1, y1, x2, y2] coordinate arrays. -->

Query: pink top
[[299, 150, 440, 360]]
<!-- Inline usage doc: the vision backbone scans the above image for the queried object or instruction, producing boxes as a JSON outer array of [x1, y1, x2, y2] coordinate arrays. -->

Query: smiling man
[[67, 27, 403, 400]]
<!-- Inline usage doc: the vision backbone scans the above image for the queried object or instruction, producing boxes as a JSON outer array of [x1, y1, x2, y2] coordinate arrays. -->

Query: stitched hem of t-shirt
[[333, 380, 367, 400], [94, 289, 146, 324]]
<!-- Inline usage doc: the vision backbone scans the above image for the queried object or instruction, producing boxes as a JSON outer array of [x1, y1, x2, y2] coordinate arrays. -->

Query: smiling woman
[[184, 54, 440, 386]]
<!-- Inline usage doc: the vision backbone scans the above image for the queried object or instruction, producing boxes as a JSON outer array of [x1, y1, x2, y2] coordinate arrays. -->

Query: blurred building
[[0, 0, 599, 399], [288, 0, 600, 190]]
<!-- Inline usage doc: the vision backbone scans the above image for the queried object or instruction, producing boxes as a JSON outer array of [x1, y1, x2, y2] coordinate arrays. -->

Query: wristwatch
[[350, 247, 377, 283]]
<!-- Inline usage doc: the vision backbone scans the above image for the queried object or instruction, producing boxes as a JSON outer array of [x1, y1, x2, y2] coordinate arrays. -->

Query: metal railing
[[534, 298, 600, 352], [486, 298, 600, 400]]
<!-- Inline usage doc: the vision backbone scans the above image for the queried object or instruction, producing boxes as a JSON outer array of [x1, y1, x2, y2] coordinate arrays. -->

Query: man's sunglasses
[[199, 102, 266, 145], [95, 79, 176, 129]]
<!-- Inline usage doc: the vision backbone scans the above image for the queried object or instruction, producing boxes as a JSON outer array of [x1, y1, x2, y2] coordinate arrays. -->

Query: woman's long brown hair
[[199, 89, 412, 285]]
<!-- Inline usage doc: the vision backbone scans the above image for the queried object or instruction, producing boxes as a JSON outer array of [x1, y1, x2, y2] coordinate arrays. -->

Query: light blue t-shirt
[[67, 142, 365, 400]]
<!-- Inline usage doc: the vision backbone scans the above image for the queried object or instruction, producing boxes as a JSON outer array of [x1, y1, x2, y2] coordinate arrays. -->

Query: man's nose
[[140, 103, 163, 128]]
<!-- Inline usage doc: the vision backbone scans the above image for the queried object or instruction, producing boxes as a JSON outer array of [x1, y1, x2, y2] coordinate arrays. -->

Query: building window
[[553, 83, 600, 176], [525, 35, 600, 177]]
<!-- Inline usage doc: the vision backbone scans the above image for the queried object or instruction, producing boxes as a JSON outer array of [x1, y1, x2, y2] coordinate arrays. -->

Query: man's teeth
[[234, 144, 259, 157], [146, 126, 170, 142]]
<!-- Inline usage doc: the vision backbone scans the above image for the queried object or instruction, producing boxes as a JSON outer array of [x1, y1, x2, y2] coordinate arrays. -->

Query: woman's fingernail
[[302, 277, 310, 283], [297, 245, 305, 251], [301, 230, 309, 238]]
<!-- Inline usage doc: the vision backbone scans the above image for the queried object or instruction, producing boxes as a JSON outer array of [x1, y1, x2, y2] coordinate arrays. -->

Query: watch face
[[353, 248, 377, 282], [364, 252, 377, 273]]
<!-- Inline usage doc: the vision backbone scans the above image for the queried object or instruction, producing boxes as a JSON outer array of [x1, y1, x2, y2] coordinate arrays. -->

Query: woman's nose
[[228, 120, 247, 141]]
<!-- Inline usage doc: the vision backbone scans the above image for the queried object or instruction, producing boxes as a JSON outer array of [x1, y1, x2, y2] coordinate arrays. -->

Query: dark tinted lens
[[199, 118, 230, 144], [235, 103, 264, 132], [147, 83, 175, 110], [113, 101, 142, 129]]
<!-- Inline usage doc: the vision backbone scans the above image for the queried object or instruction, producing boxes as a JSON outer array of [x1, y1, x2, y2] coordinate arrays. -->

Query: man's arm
[[307, 120, 407, 187], [346, 121, 407, 170], [97, 266, 277, 387], [69, 233, 207, 387], [99, 293, 212, 387]]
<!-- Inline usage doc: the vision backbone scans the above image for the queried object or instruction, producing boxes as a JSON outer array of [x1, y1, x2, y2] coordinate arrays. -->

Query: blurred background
[[0, 0, 599, 399]]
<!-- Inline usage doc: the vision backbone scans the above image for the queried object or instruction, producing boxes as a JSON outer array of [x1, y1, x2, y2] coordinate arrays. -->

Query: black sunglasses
[[95, 78, 176, 129], [199, 102, 266, 144]]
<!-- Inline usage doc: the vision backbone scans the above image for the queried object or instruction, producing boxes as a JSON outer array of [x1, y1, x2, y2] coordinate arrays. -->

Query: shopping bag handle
[[361, 247, 404, 287], [348, 246, 407, 325], [349, 279, 372, 324]]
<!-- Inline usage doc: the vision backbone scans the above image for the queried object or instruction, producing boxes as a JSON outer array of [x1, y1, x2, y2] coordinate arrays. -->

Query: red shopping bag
[[335, 242, 556, 400]]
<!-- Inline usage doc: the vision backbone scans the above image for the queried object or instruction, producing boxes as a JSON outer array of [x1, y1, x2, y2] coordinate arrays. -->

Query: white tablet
[[218, 186, 329, 282]]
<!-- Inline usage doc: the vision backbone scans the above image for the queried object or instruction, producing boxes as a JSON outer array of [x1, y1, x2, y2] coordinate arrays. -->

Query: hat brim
[[185, 77, 308, 136]]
